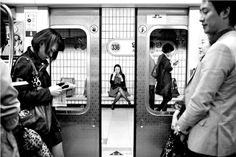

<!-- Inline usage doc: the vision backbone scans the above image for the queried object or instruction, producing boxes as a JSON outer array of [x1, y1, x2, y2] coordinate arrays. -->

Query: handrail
[[1, 4, 14, 71]]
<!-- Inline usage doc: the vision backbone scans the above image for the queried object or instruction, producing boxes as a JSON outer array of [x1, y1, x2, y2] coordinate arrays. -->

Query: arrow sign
[[110, 151, 123, 155]]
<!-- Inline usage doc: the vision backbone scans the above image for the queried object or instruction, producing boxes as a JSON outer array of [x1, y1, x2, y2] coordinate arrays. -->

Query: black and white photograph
[[1, 1, 236, 157]]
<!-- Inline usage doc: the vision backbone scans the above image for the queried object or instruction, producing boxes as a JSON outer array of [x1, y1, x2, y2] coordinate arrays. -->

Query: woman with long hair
[[108, 64, 131, 110]]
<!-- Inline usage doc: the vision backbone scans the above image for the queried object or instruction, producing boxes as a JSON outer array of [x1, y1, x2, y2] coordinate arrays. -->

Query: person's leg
[[52, 142, 64, 157], [157, 96, 171, 111], [111, 92, 121, 110], [149, 85, 155, 109], [50, 112, 64, 157], [156, 98, 166, 111], [161, 96, 171, 111], [118, 88, 131, 105]]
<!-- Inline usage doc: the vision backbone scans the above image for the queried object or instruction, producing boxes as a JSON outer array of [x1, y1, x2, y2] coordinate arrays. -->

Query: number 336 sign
[[107, 39, 134, 56]]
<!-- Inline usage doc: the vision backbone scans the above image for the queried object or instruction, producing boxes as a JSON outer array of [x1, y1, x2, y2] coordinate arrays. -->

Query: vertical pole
[[1, 4, 14, 71]]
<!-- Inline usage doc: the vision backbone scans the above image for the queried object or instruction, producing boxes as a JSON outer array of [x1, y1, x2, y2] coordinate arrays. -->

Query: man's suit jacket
[[178, 31, 236, 156]]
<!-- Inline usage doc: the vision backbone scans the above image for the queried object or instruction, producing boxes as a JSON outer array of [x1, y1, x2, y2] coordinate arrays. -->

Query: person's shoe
[[111, 104, 115, 110], [162, 108, 167, 111], [155, 106, 162, 111], [127, 100, 131, 105]]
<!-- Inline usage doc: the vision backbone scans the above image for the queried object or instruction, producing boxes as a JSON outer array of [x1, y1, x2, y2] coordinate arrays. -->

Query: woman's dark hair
[[113, 64, 123, 74], [150, 41, 155, 49], [31, 28, 65, 61], [210, 1, 236, 26], [1, 10, 8, 49], [162, 43, 174, 54]]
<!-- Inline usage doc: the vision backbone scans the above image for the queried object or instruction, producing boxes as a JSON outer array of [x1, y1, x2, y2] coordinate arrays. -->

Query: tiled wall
[[51, 29, 87, 97]]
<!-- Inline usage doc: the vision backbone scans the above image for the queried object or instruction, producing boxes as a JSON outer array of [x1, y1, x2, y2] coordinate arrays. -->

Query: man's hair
[[210, 1, 236, 26], [162, 43, 174, 54]]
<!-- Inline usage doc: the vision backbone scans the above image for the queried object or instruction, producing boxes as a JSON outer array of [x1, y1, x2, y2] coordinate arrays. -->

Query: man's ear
[[220, 7, 230, 20]]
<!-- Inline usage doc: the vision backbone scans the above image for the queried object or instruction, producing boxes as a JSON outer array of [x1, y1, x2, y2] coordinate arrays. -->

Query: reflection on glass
[[51, 28, 87, 111], [149, 29, 187, 113]]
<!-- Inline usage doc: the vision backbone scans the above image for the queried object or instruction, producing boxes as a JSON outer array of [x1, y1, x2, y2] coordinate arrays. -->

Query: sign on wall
[[107, 39, 135, 56], [25, 12, 37, 37], [147, 14, 167, 25]]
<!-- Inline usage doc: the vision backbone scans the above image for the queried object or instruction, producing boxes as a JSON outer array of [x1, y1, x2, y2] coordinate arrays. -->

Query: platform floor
[[102, 108, 134, 157]]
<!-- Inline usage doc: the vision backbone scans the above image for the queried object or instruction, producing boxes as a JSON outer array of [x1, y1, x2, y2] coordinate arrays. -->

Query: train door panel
[[50, 8, 100, 157], [136, 8, 188, 157]]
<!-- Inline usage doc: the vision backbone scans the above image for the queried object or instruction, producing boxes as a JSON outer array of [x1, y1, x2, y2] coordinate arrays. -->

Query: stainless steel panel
[[136, 8, 188, 157], [50, 8, 100, 157]]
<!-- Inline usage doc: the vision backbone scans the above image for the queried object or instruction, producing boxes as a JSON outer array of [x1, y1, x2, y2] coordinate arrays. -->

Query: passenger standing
[[198, 36, 210, 61], [11, 28, 65, 157], [108, 64, 131, 110], [155, 43, 177, 111], [149, 41, 156, 110], [173, 1, 236, 156], [0, 16, 20, 157]]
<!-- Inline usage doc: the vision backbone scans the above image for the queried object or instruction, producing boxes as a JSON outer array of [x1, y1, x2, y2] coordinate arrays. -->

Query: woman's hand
[[171, 60, 179, 67], [49, 85, 62, 97], [171, 110, 180, 133], [118, 74, 123, 81]]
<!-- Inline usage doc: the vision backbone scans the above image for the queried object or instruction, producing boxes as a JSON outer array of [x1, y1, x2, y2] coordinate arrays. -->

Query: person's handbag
[[160, 131, 188, 157], [22, 127, 53, 157], [13, 56, 52, 134], [151, 54, 163, 79], [19, 105, 51, 135], [171, 78, 180, 98]]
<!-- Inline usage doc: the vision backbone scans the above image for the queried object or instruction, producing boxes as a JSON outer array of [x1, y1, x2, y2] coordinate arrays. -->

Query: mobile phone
[[62, 85, 69, 89], [57, 82, 65, 86], [173, 60, 179, 65]]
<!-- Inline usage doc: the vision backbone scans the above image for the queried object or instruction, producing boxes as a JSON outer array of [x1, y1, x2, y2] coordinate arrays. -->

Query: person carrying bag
[[12, 56, 52, 135], [11, 28, 65, 157]]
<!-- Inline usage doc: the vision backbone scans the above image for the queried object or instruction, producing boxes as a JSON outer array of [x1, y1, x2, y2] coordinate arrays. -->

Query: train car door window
[[51, 28, 88, 111], [148, 28, 187, 113]]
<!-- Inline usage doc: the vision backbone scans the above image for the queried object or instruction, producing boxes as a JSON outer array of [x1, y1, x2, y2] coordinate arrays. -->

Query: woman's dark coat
[[155, 54, 173, 98]]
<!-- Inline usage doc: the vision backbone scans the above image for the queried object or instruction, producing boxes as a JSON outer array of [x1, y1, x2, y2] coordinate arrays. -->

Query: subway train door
[[136, 8, 188, 157], [49, 8, 100, 157]]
